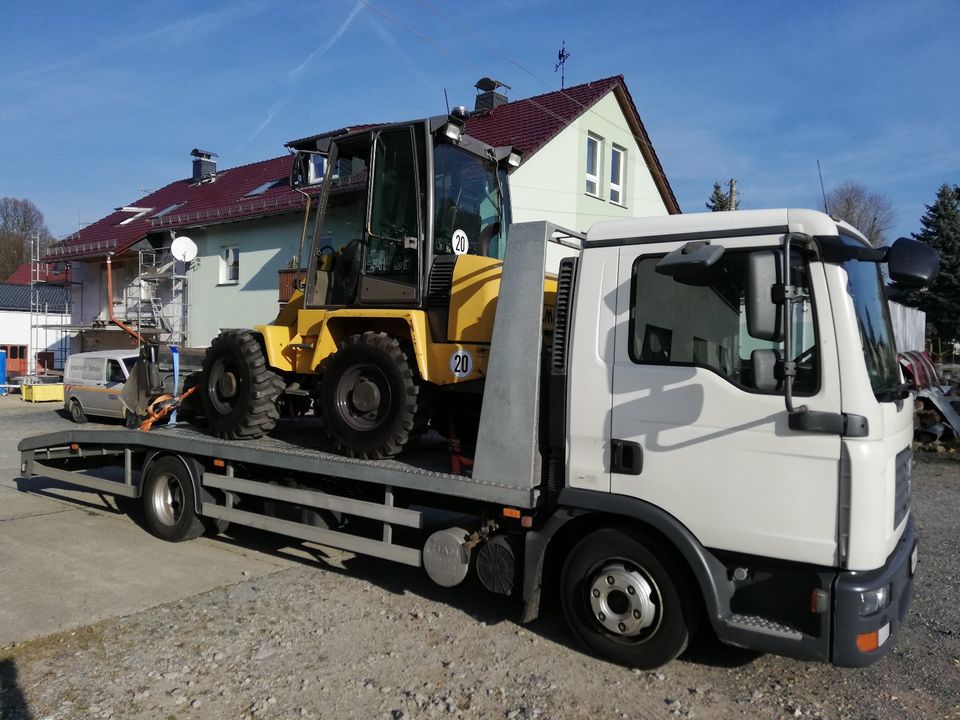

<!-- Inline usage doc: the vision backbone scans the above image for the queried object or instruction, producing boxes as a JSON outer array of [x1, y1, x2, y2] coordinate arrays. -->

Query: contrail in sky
[[246, 1, 364, 145], [290, 0, 364, 79]]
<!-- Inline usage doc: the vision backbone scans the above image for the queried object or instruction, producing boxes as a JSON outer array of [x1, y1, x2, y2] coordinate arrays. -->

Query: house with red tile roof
[[4, 262, 72, 285], [44, 75, 678, 351]]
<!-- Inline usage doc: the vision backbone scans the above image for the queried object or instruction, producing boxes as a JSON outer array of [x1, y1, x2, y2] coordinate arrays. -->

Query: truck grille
[[894, 447, 911, 529]]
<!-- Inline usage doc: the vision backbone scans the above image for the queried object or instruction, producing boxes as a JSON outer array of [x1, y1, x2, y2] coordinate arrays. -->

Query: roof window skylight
[[116, 207, 153, 225], [245, 179, 286, 197], [153, 202, 186, 219]]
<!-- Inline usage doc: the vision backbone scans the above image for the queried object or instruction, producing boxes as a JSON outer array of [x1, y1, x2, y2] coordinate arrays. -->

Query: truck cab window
[[630, 249, 818, 394]]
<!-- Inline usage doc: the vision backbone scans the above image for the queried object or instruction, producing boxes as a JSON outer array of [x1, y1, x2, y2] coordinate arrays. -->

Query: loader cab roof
[[285, 115, 511, 166]]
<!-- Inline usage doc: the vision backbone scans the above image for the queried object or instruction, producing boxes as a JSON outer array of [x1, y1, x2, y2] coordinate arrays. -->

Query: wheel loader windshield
[[433, 144, 505, 260]]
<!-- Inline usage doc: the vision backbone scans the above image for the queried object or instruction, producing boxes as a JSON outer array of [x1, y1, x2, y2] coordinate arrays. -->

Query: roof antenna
[[817, 159, 829, 214], [555, 40, 571, 89], [443, 87, 450, 115]]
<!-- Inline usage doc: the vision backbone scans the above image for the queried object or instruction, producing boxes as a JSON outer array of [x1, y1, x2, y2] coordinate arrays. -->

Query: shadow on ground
[[0, 658, 33, 720], [14, 475, 762, 672]]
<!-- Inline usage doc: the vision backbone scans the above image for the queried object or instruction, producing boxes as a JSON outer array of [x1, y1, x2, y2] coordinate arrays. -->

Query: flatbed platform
[[19, 418, 541, 508]]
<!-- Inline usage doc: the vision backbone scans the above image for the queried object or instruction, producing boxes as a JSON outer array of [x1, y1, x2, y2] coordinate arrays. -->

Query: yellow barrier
[[22, 384, 64, 403]]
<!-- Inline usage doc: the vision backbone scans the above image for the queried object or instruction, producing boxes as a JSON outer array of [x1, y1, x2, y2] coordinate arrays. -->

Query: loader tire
[[321, 331, 419, 459], [201, 329, 284, 440]]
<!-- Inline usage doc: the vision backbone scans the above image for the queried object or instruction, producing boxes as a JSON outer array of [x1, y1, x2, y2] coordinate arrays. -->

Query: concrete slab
[[0, 484, 297, 646], [0, 399, 308, 646]]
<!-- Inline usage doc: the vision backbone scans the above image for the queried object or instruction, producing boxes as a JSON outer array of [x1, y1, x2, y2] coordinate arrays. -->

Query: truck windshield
[[840, 235, 901, 400], [433, 144, 505, 259]]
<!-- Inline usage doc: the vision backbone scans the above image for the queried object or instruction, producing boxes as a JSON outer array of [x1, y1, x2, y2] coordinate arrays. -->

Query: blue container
[[0, 349, 6, 396]]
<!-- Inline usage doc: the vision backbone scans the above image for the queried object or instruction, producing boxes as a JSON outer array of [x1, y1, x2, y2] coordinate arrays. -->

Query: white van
[[63, 350, 139, 423]]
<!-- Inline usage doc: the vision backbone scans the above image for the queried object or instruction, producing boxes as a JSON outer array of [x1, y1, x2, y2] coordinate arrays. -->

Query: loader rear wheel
[[321, 331, 419, 459], [201, 330, 284, 440]]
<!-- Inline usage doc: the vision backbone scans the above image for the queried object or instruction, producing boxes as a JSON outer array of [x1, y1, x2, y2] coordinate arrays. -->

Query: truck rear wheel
[[201, 330, 284, 440], [321, 332, 419, 459], [142, 456, 205, 542], [560, 528, 697, 669]]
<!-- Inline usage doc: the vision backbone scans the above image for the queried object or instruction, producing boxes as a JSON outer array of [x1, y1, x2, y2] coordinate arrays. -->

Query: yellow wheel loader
[[200, 115, 553, 459]]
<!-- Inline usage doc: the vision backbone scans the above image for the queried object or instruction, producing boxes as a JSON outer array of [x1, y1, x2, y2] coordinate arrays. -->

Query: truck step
[[725, 614, 803, 640]]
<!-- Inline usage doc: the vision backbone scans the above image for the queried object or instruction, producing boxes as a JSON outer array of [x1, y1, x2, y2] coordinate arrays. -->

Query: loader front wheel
[[321, 331, 418, 459], [201, 330, 283, 440]]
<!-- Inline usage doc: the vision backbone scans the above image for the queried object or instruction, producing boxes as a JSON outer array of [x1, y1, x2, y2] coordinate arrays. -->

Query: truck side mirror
[[887, 237, 939, 287], [751, 349, 783, 392], [746, 250, 784, 342], [655, 241, 725, 280]]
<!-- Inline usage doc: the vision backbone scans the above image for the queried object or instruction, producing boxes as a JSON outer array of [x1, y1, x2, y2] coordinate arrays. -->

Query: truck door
[[609, 237, 843, 567]]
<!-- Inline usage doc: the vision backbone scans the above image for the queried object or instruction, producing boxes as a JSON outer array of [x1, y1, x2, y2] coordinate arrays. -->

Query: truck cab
[[551, 209, 931, 666]]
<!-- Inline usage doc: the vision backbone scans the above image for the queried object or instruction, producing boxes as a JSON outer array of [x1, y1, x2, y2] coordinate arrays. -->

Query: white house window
[[610, 145, 625, 205], [585, 134, 602, 197], [219, 246, 239, 285], [309, 155, 326, 184]]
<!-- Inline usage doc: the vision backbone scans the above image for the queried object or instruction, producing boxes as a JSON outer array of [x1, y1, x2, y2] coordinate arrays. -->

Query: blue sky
[[1, 0, 957, 242]]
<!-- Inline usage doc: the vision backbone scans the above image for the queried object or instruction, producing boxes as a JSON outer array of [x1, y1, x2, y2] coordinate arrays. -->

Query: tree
[[0, 197, 54, 282], [909, 184, 960, 341], [706, 182, 734, 211], [824, 180, 895, 247]]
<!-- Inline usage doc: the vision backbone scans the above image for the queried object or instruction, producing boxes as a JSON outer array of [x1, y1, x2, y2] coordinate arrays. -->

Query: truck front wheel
[[560, 528, 697, 669], [321, 331, 418, 459], [141, 456, 205, 542]]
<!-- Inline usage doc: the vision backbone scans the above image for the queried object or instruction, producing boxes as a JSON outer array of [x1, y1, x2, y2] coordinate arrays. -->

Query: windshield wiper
[[876, 382, 912, 402]]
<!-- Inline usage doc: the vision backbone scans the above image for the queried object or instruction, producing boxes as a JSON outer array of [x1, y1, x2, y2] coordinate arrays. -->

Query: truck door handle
[[611, 440, 643, 475]]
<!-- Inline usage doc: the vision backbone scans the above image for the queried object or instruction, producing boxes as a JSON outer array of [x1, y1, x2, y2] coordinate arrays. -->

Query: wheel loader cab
[[302, 120, 509, 311]]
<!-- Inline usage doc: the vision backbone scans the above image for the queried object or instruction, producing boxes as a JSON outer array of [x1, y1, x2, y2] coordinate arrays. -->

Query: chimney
[[474, 77, 510, 112], [190, 148, 218, 181]]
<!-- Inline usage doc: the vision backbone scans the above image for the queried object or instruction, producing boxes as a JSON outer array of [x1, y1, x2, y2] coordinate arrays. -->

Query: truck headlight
[[859, 586, 891, 615]]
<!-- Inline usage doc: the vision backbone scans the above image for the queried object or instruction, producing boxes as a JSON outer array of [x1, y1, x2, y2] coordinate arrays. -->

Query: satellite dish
[[170, 236, 198, 263]]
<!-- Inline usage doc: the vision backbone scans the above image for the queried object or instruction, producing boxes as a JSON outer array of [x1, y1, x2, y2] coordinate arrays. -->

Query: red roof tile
[[45, 155, 310, 261], [465, 76, 621, 157], [4, 262, 72, 285]]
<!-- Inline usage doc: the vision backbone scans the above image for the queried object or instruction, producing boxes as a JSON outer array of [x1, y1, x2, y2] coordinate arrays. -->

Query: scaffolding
[[126, 247, 189, 348], [29, 234, 72, 375]]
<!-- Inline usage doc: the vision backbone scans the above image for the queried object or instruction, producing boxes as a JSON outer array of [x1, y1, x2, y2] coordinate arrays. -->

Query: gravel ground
[[1, 397, 959, 720]]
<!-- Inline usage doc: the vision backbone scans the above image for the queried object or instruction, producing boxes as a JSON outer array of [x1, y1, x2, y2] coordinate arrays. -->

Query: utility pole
[[728, 179, 737, 211]]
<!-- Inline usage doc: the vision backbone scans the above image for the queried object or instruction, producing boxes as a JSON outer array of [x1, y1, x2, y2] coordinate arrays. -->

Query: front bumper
[[832, 516, 917, 667]]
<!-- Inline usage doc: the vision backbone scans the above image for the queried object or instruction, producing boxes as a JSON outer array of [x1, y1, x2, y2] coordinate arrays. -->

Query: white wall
[[0, 308, 71, 371], [510, 90, 669, 235], [187, 214, 303, 346]]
